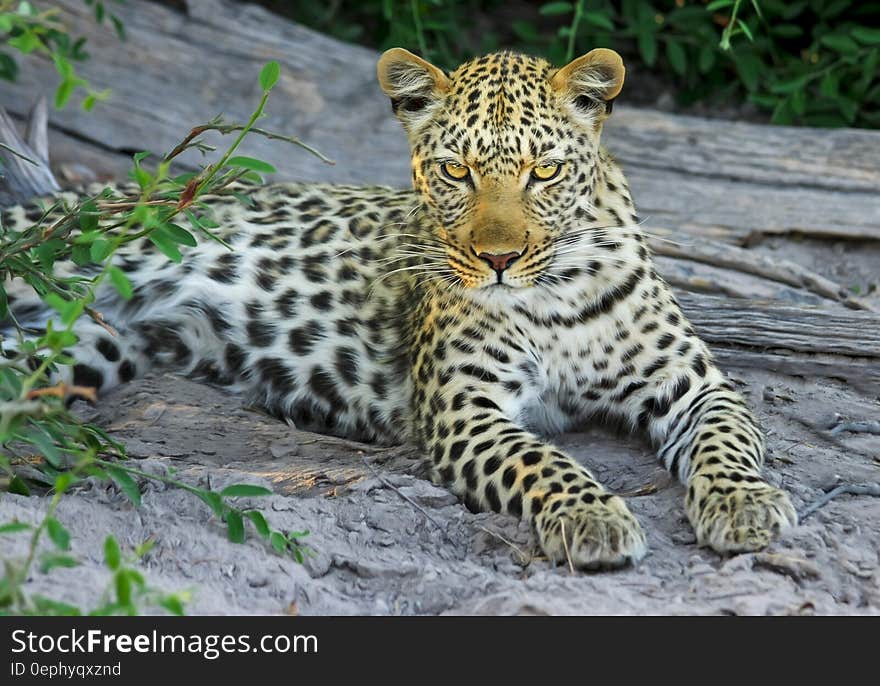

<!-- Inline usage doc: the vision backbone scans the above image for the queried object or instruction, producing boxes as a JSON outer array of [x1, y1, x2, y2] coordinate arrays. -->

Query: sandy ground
[[2, 368, 877, 616]]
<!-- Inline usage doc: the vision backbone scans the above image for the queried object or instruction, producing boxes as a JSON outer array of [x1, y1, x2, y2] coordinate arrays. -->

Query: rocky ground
[[2, 369, 877, 616]]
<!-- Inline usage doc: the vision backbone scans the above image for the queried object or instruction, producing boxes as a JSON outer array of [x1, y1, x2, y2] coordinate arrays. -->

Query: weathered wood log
[[649, 235, 873, 311], [0, 99, 60, 205], [679, 294, 880, 392]]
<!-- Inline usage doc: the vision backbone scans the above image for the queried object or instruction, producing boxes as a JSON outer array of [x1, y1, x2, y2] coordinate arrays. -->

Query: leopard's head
[[378, 48, 625, 292]]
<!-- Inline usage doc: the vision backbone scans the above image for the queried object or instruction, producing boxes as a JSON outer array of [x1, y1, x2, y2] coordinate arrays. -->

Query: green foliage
[[290, 0, 880, 128], [0, 0, 123, 110], [0, 62, 317, 616]]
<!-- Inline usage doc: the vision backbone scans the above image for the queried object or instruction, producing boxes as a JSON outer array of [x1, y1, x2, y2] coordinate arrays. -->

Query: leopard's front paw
[[688, 480, 797, 553], [535, 493, 647, 570]]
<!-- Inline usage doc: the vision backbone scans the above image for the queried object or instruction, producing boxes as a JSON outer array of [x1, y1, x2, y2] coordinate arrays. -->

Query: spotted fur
[[1, 48, 796, 568]]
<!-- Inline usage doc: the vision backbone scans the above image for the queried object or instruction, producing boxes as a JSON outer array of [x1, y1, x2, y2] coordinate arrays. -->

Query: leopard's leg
[[627, 334, 798, 552], [416, 371, 646, 569]]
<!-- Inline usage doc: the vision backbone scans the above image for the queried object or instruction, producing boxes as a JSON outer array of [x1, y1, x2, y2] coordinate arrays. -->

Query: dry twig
[[798, 483, 880, 520], [360, 456, 451, 541]]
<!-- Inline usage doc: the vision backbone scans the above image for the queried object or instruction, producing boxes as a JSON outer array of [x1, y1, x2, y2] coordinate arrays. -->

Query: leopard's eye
[[441, 162, 471, 181], [531, 163, 561, 182]]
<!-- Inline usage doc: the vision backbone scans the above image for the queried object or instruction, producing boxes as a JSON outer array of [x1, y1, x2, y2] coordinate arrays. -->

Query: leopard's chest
[[511, 293, 651, 432]]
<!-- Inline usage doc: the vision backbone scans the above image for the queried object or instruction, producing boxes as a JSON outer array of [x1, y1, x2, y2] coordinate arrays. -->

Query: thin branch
[[829, 421, 880, 437], [798, 483, 880, 520], [163, 122, 334, 165], [360, 456, 451, 541], [475, 525, 531, 564]]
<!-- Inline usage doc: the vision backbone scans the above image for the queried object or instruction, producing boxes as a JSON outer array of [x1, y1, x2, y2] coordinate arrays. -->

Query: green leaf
[[583, 11, 614, 31], [148, 231, 183, 263], [110, 14, 126, 40], [46, 517, 71, 550], [0, 521, 32, 535], [749, 0, 763, 19], [8, 475, 30, 496], [861, 49, 880, 90], [54, 79, 76, 109], [539, 2, 573, 16], [638, 29, 657, 67], [733, 53, 762, 92], [197, 490, 224, 518], [0, 285, 6, 320], [665, 40, 687, 76], [32, 595, 82, 616], [836, 97, 858, 124], [105, 465, 142, 507], [159, 222, 198, 247], [115, 570, 132, 605], [820, 72, 839, 98], [35, 239, 64, 271], [245, 510, 270, 537], [79, 200, 99, 232], [27, 424, 62, 468], [791, 88, 806, 116], [772, 24, 803, 38], [104, 535, 121, 571], [40, 553, 79, 573], [259, 61, 280, 91], [9, 30, 40, 54], [737, 19, 754, 43], [770, 75, 811, 94], [89, 239, 112, 262], [159, 595, 186, 616], [818, 0, 851, 19], [511, 20, 539, 42], [820, 34, 860, 55], [72, 243, 93, 266], [108, 266, 133, 300], [852, 27, 880, 45], [226, 156, 277, 174], [225, 510, 245, 543], [771, 97, 794, 125], [269, 530, 287, 553], [132, 165, 151, 189], [698, 46, 716, 75], [135, 539, 156, 558], [220, 484, 273, 498], [54, 471, 76, 494], [705, 0, 734, 10]]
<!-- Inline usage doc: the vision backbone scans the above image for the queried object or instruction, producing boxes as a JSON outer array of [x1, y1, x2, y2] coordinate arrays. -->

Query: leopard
[[1, 47, 798, 569]]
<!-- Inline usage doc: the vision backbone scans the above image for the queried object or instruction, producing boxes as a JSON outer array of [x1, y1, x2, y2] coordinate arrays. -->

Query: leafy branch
[[0, 60, 321, 615]]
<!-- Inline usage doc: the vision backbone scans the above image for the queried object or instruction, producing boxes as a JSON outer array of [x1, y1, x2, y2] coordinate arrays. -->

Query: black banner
[[0, 615, 867, 682]]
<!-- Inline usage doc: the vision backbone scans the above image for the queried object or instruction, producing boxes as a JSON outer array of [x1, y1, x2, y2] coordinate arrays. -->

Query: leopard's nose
[[477, 251, 522, 273]]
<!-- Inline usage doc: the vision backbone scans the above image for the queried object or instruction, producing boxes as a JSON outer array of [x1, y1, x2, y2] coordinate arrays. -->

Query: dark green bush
[[290, 0, 880, 128]]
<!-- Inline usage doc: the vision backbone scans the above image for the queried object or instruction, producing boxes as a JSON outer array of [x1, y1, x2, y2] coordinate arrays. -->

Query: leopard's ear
[[377, 48, 449, 133], [550, 48, 624, 123]]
